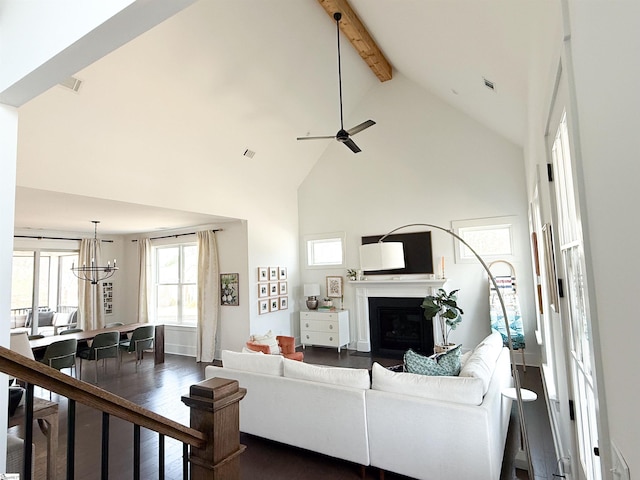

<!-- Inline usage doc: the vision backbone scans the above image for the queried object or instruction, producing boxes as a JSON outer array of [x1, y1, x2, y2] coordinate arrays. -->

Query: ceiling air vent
[[59, 76, 83, 93], [243, 149, 256, 159], [483, 77, 495, 91]]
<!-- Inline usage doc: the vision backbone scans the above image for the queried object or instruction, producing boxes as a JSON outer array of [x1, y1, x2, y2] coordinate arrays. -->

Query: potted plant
[[421, 288, 464, 353], [346, 269, 358, 281]]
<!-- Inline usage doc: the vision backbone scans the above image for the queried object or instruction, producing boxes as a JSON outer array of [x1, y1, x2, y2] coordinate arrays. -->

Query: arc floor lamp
[[359, 223, 533, 479]]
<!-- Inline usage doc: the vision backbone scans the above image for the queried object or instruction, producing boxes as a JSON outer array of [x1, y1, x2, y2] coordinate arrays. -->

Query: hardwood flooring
[[9, 347, 558, 480]]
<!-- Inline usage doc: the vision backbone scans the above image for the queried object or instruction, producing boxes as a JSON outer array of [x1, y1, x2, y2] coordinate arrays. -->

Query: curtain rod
[[131, 229, 222, 242], [14, 235, 113, 243]]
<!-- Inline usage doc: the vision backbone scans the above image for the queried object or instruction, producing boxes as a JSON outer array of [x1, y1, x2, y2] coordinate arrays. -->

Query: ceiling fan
[[297, 12, 376, 154]]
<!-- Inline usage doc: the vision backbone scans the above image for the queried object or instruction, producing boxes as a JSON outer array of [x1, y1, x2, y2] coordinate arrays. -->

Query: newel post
[[182, 377, 246, 479]]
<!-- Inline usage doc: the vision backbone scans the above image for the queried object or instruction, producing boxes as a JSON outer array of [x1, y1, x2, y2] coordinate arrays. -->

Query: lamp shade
[[303, 283, 320, 297], [359, 242, 405, 271], [10, 331, 35, 361]]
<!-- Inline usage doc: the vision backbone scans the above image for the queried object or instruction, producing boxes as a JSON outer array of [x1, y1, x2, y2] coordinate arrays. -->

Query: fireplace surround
[[352, 278, 445, 352]]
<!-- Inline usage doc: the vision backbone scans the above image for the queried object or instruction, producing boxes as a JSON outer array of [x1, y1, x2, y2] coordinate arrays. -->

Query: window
[[305, 233, 345, 268], [11, 250, 79, 331], [452, 217, 516, 263], [154, 243, 197, 325]]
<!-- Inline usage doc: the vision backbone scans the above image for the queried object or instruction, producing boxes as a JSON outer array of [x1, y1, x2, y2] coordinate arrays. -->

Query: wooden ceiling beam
[[317, 0, 392, 82]]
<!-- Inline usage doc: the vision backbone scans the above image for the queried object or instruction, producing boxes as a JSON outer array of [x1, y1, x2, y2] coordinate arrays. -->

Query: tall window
[[11, 251, 79, 313], [154, 243, 197, 325]]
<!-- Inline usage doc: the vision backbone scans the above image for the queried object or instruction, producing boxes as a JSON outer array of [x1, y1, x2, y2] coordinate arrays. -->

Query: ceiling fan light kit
[[297, 12, 375, 153]]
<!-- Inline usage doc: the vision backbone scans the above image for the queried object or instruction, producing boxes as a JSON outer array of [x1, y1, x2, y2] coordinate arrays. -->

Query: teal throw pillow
[[404, 345, 462, 376]]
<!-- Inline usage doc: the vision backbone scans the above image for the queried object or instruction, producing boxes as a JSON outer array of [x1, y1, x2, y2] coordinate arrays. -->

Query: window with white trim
[[305, 232, 345, 268], [452, 217, 516, 263], [154, 243, 197, 325]]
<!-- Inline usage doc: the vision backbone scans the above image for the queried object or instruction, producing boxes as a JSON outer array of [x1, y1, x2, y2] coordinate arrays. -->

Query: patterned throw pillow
[[404, 345, 462, 376]]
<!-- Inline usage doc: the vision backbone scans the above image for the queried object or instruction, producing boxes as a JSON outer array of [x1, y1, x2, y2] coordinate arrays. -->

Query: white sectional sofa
[[204, 332, 513, 480]]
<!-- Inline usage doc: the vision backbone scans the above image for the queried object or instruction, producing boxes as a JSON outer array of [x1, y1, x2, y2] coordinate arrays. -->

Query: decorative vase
[[306, 297, 318, 310]]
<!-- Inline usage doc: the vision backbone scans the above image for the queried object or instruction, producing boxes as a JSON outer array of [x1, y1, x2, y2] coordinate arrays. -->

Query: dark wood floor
[[9, 347, 557, 480]]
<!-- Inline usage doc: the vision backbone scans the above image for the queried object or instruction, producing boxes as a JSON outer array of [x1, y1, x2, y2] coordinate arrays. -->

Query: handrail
[[0, 346, 206, 448]]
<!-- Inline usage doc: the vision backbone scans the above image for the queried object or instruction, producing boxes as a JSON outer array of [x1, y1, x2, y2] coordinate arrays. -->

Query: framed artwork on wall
[[258, 267, 268, 282], [542, 223, 559, 312], [279, 267, 287, 280], [269, 282, 278, 296], [220, 273, 239, 306], [270, 298, 279, 312], [269, 267, 278, 281], [259, 299, 269, 315], [279, 296, 288, 310], [279, 282, 287, 295], [258, 283, 269, 298], [326, 276, 344, 298]]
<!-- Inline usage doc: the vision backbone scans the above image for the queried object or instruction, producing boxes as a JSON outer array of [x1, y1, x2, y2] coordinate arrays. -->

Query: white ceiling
[[12, 0, 558, 235]]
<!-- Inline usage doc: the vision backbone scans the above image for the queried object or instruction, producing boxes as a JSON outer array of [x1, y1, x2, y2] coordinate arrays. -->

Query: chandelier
[[71, 220, 118, 284]]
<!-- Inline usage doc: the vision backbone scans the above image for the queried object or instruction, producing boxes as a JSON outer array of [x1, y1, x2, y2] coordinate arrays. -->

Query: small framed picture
[[326, 276, 344, 298], [279, 281, 287, 295], [259, 299, 269, 315], [279, 267, 287, 280], [269, 267, 278, 281], [270, 298, 279, 312], [220, 273, 239, 306], [269, 282, 278, 296], [258, 283, 269, 298], [279, 296, 288, 310], [258, 267, 268, 282]]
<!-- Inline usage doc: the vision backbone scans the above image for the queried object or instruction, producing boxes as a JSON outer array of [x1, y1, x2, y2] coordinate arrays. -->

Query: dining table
[[29, 322, 165, 364]]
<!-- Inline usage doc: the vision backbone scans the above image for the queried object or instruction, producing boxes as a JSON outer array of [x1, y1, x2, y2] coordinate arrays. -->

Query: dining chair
[[39, 338, 78, 398], [60, 328, 83, 335], [77, 331, 120, 382], [119, 325, 154, 370]]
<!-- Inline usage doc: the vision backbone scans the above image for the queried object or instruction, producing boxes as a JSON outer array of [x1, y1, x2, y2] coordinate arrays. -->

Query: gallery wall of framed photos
[[258, 266, 288, 314]]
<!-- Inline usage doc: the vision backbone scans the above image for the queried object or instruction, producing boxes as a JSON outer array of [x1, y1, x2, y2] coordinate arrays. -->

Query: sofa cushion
[[221, 350, 284, 376], [459, 332, 504, 394], [371, 362, 484, 405], [52, 312, 71, 326], [404, 345, 461, 376], [283, 358, 370, 389], [249, 330, 280, 354]]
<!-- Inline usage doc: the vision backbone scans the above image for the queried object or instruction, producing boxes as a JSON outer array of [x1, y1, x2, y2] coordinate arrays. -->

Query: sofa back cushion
[[283, 358, 370, 389], [221, 350, 284, 376], [371, 362, 484, 405], [458, 332, 504, 394]]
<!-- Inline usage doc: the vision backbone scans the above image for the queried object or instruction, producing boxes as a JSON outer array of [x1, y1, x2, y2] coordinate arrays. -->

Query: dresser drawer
[[301, 311, 339, 321], [301, 331, 340, 347], [300, 319, 339, 333]]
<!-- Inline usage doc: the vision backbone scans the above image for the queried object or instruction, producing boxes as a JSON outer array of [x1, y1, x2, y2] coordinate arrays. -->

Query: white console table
[[300, 310, 350, 353]]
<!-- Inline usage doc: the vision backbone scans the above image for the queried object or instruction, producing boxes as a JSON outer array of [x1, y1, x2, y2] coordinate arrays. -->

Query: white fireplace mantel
[[351, 278, 447, 352]]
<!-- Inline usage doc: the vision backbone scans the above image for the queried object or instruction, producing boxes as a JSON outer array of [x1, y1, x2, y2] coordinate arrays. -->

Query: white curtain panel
[[77, 238, 104, 330], [137, 238, 152, 323], [197, 231, 220, 362]]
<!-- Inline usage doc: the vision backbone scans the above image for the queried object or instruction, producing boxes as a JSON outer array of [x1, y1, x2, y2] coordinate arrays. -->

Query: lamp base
[[306, 297, 318, 310]]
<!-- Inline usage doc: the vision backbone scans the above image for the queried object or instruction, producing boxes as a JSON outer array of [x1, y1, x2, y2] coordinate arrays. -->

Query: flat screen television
[[361, 231, 433, 275]]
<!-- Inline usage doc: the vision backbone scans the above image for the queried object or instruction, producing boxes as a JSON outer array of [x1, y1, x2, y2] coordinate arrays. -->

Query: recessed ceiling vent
[[243, 149, 256, 159], [483, 77, 495, 91], [59, 76, 83, 93]]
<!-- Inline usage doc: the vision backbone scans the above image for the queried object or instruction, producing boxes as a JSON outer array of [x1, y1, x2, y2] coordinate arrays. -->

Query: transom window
[[305, 233, 345, 268], [452, 217, 516, 262]]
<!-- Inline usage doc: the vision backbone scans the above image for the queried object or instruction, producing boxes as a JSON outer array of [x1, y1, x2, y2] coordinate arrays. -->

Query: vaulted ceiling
[[12, 0, 559, 234]]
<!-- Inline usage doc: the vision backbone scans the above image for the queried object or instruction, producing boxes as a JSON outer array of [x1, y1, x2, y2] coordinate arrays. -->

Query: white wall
[[0, 104, 18, 472], [298, 73, 537, 360]]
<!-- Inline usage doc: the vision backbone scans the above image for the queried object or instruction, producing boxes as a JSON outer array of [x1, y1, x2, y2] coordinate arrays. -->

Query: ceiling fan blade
[[346, 120, 376, 136], [297, 135, 335, 141], [342, 137, 362, 153]]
